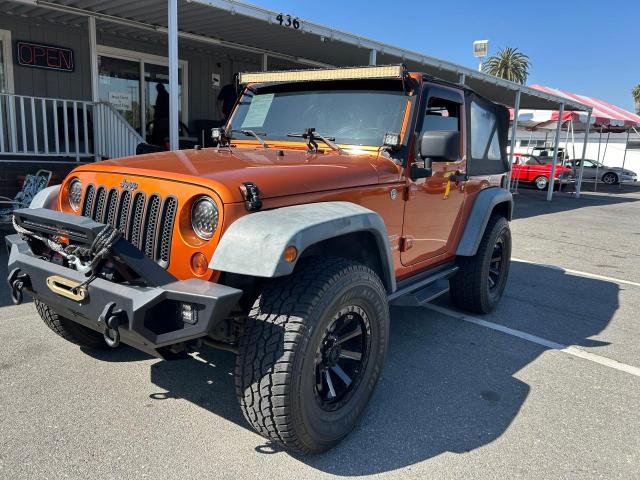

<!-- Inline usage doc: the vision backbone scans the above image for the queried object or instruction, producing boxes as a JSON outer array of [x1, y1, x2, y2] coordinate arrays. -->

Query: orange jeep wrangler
[[7, 65, 512, 453]]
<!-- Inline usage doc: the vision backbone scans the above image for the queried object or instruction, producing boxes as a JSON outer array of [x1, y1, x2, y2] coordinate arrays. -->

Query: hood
[[75, 147, 399, 204]]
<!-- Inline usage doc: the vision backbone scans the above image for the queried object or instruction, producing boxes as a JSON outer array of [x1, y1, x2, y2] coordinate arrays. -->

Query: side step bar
[[388, 263, 459, 306]]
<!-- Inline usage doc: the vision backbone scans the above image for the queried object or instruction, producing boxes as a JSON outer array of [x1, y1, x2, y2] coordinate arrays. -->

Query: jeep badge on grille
[[120, 179, 139, 191]]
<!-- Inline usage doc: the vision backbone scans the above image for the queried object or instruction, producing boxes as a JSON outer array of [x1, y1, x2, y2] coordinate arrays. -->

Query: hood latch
[[239, 182, 263, 212]]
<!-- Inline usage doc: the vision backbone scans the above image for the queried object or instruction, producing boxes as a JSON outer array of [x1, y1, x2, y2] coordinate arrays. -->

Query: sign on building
[[473, 40, 489, 58], [109, 91, 133, 111], [16, 41, 74, 72]]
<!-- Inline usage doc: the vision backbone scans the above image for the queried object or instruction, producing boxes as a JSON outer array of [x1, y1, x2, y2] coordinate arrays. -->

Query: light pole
[[473, 40, 489, 72]]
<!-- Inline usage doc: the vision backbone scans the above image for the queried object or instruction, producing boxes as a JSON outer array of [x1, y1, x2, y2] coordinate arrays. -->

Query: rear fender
[[456, 188, 512, 256]]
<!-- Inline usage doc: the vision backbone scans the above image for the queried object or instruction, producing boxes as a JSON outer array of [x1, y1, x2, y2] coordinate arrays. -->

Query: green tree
[[482, 47, 531, 85], [632, 84, 640, 114]]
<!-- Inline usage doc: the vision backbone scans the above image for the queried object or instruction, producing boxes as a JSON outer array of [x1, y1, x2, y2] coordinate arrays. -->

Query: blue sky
[[254, 0, 639, 111]]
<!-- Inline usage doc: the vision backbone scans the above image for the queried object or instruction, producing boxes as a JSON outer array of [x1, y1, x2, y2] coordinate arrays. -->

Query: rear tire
[[235, 257, 389, 453], [449, 215, 511, 313], [35, 300, 109, 349]]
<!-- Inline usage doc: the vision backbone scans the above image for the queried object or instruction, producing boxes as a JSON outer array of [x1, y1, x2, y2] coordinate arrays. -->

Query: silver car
[[569, 159, 638, 185]]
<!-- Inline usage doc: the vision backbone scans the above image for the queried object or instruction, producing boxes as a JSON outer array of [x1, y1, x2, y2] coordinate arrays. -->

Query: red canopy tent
[[511, 85, 640, 132]]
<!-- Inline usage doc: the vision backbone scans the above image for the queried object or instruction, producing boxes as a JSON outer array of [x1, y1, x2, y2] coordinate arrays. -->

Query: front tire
[[235, 257, 389, 453], [602, 172, 618, 185], [449, 215, 511, 313], [35, 300, 109, 349]]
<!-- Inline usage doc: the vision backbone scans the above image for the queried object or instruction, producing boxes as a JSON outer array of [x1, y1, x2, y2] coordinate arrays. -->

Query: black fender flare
[[456, 187, 513, 256]]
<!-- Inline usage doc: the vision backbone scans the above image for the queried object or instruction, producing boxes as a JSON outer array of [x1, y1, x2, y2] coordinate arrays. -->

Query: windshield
[[524, 156, 544, 165], [229, 81, 410, 147]]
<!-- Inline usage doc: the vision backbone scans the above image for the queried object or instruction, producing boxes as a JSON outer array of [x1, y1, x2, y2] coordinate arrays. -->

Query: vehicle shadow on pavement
[[145, 261, 619, 475], [81, 345, 154, 362], [149, 347, 245, 425]]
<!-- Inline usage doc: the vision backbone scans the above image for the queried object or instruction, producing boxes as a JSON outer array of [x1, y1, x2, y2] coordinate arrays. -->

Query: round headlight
[[68, 179, 82, 212], [191, 196, 218, 240]]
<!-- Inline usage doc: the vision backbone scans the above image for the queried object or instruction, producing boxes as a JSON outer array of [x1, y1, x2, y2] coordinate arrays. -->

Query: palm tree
[[632, 84, 640, 114], [482, 47, 531, 85]]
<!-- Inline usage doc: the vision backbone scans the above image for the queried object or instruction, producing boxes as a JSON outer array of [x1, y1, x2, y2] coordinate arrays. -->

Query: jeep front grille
[[80, 185, 177, 268]]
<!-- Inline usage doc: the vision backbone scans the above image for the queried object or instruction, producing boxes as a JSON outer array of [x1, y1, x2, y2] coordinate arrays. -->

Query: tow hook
[[98, 302, 126, 348], [7, 268, 30, 305]]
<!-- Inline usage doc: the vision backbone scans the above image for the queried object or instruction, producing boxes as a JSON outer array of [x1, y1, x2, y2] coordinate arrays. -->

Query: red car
[[511, 154, 574, 190]]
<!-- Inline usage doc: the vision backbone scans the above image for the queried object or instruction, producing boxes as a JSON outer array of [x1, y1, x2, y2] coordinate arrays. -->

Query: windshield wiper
[[287, 128, 344, 155], [229, 129, 269, 149]]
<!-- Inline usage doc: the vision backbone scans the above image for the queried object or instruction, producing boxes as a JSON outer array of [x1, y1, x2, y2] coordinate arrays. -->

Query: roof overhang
[[1, 0, 590, 112]]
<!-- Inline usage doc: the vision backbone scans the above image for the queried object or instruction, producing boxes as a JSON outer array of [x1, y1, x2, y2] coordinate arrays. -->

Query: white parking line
[[512, 257, 640, 288], [424, 303, 640, 378]]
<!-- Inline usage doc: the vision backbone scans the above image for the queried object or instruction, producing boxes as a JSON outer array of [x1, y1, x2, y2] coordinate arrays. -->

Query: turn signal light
[[283, 246, 298, 263], [190, 252, 209, 276]]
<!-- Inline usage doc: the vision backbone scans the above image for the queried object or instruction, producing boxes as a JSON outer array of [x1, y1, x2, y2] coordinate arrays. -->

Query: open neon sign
[[16, 41, 74, 72]]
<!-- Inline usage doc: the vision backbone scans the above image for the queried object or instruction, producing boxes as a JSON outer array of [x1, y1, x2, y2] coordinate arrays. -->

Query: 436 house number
[[276, 13, 300, 29]]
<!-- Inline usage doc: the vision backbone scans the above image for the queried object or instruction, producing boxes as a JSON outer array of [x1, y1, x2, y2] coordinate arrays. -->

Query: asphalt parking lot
[[1, 184, 639, 479]]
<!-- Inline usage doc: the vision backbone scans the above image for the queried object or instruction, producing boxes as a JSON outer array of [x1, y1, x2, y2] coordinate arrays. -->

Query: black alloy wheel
[[602, 172, 618, 185], [314, 305, 371, 411], [488, 234, 507, 293]]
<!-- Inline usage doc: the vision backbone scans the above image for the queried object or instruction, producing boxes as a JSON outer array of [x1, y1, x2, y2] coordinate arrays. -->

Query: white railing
[[0, 93, 144, 160], [93, 102, 145, 159]]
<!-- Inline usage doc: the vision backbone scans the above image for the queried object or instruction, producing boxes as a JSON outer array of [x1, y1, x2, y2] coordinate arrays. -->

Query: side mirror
[[419, 130, 460, 161]]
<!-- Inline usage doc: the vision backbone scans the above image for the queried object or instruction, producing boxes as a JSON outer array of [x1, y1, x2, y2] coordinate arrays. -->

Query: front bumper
[[7, 234, 242, 358]]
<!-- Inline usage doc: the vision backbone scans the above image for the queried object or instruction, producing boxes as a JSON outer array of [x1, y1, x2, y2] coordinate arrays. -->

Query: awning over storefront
[[3, 0, 590, 112], [511, 85, 640, 132]]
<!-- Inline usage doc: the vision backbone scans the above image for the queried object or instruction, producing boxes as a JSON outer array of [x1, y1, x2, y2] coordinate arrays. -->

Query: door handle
[[450, 172, 468, 183]]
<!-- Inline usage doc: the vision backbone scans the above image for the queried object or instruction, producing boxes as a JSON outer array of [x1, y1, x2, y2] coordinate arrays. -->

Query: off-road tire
[[235, 257, 389, 453], [35, 300, 109, 349], [449, 215, 511, 314]]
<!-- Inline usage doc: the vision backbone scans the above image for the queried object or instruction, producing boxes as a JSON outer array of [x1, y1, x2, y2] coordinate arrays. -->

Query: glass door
[[96, 47, 188, 144], [98, 55, 142, 132], [144, 63, 183, 145]]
